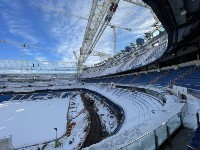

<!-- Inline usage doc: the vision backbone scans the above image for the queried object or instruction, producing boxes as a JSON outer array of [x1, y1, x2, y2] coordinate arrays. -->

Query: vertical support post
[[20, 43, 28, 73], [157, 62, 160, 69], [54, 128, 58, 141], [9, 135, 12, 150], [196, 112, 199, 127], [154, 130, 159, 150], [112, 26, 116, 54], [166, 123, 171, 142], [20, 44, 24, 74], [198, 43, 200, 59], [197, 43, 200, 61], [180, 113, 184, 127], [174, 51, 179, 65], [56, 130, 57, 140]]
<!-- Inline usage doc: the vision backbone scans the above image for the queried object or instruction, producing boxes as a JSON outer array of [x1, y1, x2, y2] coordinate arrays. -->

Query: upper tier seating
[[81, 34, 168, 78], [82, 65, 200, 90]]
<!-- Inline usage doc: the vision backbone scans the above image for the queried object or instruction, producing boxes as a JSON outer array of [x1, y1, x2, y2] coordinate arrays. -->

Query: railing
[[119, 105, 185, 150], [196, 109, 200, 127], [111, 83, 166, 104]]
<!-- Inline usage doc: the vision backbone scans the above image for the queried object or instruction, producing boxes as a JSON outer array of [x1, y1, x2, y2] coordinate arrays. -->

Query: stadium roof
[[144, 0, 200, 56]]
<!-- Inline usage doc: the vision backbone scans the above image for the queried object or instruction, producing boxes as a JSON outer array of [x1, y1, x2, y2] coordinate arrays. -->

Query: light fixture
[[180, 8, 187, 15]]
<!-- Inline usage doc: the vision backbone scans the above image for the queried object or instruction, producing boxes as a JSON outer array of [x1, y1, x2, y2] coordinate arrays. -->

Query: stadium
[[0, 0, 200, 150]]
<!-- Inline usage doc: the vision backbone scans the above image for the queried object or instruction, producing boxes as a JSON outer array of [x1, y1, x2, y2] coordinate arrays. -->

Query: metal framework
[[76, 0, 160, 73], [0, 0, 159, 75], [78, 0, 120, 74], [78, 0, 110, 73], [91, 50, 112, 61], [39, 2, 132, 68], [110, 25, 132, 54], [0, 60, 77, 72], [0, 40, 77, 73], [74, 50, 111, 62]]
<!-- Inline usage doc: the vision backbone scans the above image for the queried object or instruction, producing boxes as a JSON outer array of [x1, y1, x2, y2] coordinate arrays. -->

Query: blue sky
[[0, 0, 154, 65]]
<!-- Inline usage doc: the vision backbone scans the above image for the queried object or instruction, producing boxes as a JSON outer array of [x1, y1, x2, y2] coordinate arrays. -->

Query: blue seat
[[188, 140, 200, 149], [186, 145, 196, 150]]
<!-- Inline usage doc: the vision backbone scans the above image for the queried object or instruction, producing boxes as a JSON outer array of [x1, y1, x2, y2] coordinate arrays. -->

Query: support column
[[166, 123, 171, 142], [154, 130, 159, 150], [196, 112, 199, 127]]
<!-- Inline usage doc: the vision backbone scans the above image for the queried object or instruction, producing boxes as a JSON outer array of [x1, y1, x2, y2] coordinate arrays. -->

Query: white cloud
[[0, 1, 48, 62], [43, 0, 155, 65], [32, 0, 92, 63], [35, 56, 48, 62], [1, 0, 155, 67], [1, 2, 39, 45]]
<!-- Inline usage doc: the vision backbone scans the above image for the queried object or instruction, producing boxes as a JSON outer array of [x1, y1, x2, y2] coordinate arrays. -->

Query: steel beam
[[78, 0, 110, 71], [0, 60, 77, 72]]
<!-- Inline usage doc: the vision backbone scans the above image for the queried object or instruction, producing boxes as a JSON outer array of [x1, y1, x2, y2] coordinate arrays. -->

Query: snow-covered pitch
[[0, 98, 69, 148]]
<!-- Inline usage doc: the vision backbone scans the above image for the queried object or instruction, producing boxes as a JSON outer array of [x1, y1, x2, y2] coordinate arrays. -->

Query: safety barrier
[[119, 104, 186, 150]]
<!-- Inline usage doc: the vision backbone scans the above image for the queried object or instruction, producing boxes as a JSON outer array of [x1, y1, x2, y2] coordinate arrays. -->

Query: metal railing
[[119, 105, 186, 150]]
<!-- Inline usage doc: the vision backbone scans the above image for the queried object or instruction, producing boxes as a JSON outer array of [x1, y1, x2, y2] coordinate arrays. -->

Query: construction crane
[[110, 25, 132, 54], [0, 39, 33, 73], [39, 0, 158, 74], [0, 39, 76, 73]]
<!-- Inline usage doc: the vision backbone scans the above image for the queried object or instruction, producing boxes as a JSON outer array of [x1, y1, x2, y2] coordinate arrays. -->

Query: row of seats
[[0, 92, 72, 103], [97, 85, 162, 129], [187, 126, 200, 150], [83, 88, 124, 121], [82, 65, 200, 90]]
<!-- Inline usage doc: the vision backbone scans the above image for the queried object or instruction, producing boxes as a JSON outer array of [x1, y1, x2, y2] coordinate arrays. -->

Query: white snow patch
[[0, 98, 70, 148]]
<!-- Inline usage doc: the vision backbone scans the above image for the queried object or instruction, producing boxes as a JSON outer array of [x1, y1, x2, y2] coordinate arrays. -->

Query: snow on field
[[44, 113, 89, 150], [0, 98, 70, 148], [42, 93, 89, 150]]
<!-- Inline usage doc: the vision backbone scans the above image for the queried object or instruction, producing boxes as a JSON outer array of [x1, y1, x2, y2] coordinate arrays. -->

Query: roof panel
[[184, 0, 200, 14], [168, 0, 187, 25]]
